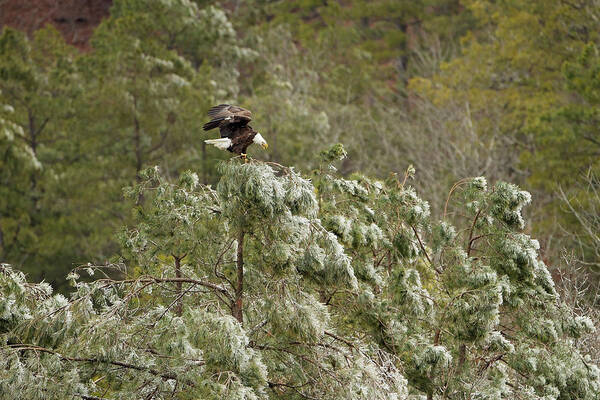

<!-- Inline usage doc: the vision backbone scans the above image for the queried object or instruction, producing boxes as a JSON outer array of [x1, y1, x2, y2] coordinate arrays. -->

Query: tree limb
[[7, 344, 192, 382]]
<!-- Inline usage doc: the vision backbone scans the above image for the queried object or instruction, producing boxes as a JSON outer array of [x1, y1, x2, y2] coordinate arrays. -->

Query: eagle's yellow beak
[[262, 143, 269, 150]]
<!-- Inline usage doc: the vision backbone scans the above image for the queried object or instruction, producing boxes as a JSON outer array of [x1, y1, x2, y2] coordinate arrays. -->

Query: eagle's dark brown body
[[224, 125, 258, 154], [203, 104, 261, 155]]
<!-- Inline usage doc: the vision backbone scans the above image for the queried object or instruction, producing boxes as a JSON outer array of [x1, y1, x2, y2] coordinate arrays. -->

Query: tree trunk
[[458, 343, 467, 369], [0, 223, 4, 260], [202, 141, 208, 185], [174, 255, 183, 316], [232, 231, 245, 324], [132, 96, 144, 204]]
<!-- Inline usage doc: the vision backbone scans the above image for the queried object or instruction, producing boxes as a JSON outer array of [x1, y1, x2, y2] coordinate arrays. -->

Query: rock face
[[0, 0, 112, 48]]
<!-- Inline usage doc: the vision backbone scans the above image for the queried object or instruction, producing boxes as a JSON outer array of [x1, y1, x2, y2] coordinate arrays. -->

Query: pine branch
[[101, 277, 234, 302], [257, 345, 344, 385], [214, 239, 235, 288], [324, 330, 354, 348], [467, 209, 484, 257], [75, 395, 110, 400], [268, 380, 318, 400], [7, 344, 194, 382], [410, 224, 442, 274], [443, 178, 473, 219]]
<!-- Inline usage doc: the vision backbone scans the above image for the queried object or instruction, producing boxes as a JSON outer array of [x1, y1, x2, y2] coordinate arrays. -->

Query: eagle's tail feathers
[[204, 138, 232, 150]]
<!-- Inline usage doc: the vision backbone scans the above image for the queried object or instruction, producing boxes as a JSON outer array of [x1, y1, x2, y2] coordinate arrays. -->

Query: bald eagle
[[203, 104, 268, 160]]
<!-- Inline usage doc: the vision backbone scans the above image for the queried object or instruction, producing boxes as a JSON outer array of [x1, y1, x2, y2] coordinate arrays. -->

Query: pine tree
[[0, 0, 256, 288], [0, 147, 597, 399], [0, 26, 82, 287], [408, 0, 600, 254]]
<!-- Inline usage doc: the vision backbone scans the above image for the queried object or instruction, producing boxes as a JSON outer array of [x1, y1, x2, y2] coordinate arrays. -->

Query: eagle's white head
[[253, 133, 269, 150]]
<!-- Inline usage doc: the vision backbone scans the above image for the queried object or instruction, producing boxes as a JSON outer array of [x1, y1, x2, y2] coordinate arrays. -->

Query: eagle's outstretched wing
[[202, 104, 252, 137]]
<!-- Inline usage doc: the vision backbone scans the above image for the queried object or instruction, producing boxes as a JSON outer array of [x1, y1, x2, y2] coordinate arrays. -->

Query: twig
[[443, 178, 474, 219], [324, 330, 354, 348], [410, 224, 442, 274], [467, 209, 482, 257], [75, 395, 110, 400]]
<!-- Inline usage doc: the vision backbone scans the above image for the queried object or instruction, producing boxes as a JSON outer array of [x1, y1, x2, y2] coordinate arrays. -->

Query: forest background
[[2, 0, 599, 295], [1, 1, 600, 399]]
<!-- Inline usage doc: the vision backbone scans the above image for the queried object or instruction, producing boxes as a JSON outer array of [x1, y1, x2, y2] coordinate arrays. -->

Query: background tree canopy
[[0, 0, 600, 398]]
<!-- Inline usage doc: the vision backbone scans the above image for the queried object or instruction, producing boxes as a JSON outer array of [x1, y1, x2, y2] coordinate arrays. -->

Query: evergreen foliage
[[0, 27, 82, 286], [1, 1, 600, 396], [1, 153, 597, 399], [2, 0, 600, 289], [0, 0, 251, 288], [409, 0, 600, 261]]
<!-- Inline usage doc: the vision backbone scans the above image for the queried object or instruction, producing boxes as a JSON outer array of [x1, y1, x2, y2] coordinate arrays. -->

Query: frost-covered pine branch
[[1, 148, 598, 399]]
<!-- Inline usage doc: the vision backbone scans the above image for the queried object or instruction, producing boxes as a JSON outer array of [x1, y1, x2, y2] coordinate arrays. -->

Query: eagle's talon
[[241, 153, 248, 163]]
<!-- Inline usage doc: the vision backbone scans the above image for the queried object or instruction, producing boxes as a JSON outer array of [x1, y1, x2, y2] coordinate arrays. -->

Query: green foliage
[[0, 26, 83, 287], [524, 43, 600, 267], [524, 41, 600, 189], [1, 159, 598, 399], [320, 143, 347, 163], [1, 2, 600, 396], [409, 0, 600, 265], [4, 0, 598, 291], [0, 0, 504, 284], [0, 0, 251, 288]]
